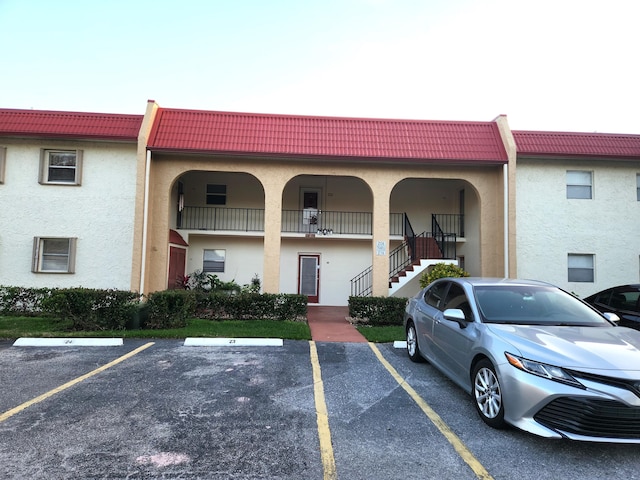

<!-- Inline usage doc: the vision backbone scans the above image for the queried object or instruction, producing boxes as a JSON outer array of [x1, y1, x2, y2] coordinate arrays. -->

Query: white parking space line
[[183, 338, 283, 347], [13, 338, 123, 347]]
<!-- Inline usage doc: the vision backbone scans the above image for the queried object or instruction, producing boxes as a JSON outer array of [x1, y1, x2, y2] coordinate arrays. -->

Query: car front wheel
[[406, 321, 424, 363], [472, 359, 506, 429]]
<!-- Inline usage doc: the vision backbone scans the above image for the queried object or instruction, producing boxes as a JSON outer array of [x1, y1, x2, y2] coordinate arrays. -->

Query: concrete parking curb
[[13, 338, 123, 347], [184, 337, 283, 347], [393, 341, 407, 349]]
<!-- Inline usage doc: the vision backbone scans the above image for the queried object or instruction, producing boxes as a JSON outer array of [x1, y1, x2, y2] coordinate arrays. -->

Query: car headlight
[[505, 352, 585, 389]]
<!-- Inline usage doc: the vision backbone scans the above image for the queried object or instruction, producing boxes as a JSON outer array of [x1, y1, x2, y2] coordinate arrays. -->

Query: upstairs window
[[0, 146, 5, 184], [203, 249, 225, 273], [206, 184, 227, 205], [568, 253, 594, 282], [39, 149, 83, 185], [566, 170, 592, 199], [637, 174, 640, 201], [32, 237, 77, 273]]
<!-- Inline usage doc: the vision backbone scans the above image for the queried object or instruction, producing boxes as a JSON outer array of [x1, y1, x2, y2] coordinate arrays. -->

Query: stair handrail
[[350, 265, 373, 297], [431, 214, 457, 259]]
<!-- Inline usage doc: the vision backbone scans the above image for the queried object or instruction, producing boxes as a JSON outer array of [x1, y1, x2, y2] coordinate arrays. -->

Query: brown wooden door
[[168, 246, 186, 289]]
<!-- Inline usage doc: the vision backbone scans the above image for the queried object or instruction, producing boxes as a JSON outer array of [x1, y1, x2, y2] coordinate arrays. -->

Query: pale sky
[[1, 0, 638, 133]]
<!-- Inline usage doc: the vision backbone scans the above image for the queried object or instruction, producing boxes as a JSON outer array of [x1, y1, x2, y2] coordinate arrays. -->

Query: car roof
[[585, 284, 640, 297], [444, 277, 555, 288]]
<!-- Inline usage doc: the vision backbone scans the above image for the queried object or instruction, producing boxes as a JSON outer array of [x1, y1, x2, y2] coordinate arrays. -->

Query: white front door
[[298, 254, 320, 303]]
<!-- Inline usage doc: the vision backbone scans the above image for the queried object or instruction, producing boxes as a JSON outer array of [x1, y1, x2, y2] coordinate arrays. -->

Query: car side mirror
[[603, 312, 620, 323], [443, 308, 468, 328]]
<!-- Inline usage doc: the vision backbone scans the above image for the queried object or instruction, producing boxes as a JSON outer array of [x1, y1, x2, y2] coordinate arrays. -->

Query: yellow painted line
[[0, 342, 155, 423], [309, 341, 337, 480], [369, 343, 494, 480]]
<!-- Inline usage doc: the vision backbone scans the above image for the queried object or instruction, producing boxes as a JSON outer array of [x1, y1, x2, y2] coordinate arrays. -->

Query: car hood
[[487, 324, 640, 375]]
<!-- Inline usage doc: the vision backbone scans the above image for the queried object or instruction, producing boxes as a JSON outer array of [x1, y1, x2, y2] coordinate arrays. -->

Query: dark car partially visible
[[584, 284, 640, 329]]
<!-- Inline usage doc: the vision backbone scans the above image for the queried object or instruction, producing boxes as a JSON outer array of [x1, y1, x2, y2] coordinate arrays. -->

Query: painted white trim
[[140, 149, 151, 295], [503, 163, 509, 277], [184, 337, 283, 347], [13, 338, 123, 347]]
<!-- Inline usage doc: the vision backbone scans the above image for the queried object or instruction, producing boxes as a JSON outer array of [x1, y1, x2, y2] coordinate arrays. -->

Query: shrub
[[145, 290, 196, 329], [41, 288, 139, 330], [184, 270, 241, 294], [419, 262, 469, 288], [193, 292, 306, 321], [348, 296, 407, 326], [0, 286, 52, 316]]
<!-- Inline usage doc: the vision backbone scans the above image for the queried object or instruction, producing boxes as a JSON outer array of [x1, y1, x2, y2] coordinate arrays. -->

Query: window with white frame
[[203, 249, 225, 273], [39, 149, 83, 185], [566, 170, 592, 199], [568, 253, 594, 282], [32, 237, 77, 273], [0, 146, 6, 184], [206, 184, 227, 205]]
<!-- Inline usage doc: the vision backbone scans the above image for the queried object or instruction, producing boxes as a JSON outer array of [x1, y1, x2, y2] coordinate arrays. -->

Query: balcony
[[177, 206, 405, 236]]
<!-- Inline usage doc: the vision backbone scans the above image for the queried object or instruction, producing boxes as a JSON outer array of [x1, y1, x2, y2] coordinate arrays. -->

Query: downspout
[[503, 163, 509, 277], [139, 149, 151, 295]]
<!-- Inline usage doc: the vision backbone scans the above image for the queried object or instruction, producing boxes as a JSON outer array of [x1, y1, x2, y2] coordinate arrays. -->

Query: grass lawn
[[0, 316, 405, 343], [0, 317, 311, 341], [356, 325, 405, 343]]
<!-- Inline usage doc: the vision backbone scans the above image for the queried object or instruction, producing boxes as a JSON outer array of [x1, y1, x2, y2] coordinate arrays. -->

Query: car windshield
[[474, 285, 609, 326]]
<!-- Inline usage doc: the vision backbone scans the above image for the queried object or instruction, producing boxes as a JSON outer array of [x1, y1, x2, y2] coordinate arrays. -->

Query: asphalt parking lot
[[0, 339, 639, 480]]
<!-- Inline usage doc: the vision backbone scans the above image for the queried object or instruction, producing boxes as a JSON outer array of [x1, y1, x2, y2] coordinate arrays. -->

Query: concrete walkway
[[306, 306, 367, 343]]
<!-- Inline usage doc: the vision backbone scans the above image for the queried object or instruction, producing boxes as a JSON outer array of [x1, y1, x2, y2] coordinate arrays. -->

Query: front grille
[[535, 397, 640, 439]]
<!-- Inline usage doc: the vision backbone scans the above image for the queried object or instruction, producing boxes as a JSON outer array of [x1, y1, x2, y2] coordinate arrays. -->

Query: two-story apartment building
[[137, 102, 514, 305], [0, 109, 143, 290], [1, 101, 638, 305], [513, 130, 640, 297]]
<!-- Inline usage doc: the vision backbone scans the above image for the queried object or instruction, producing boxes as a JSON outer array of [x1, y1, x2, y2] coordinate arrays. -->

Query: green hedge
[[41, 288, 139, 331], [145, 290, 195, 329], [0, 286, 52, 316], [193, 292, 307, 321], [0, 285, 308, 330], [348, 296, 408, 326]]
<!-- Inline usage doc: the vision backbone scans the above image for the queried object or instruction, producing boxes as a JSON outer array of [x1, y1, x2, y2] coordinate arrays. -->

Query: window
[[443, 282, 472, 320], [203, 249, 225, 273], [568, 254, 594, 282], [424, 281, 449, 309], [32, 237, 77, 273], [566, 170, 592, 199], [206, 184, 226, 205], [636, 174, 640, 201], [39, 149, 83, 185], [0, 146, 5, 184]]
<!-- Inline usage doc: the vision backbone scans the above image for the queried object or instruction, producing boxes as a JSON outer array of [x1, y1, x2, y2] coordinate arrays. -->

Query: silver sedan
[[403, 277, 640, 443]]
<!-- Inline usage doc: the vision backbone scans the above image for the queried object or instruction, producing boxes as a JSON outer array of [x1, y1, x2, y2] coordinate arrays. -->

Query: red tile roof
[[147, 108, 508, 163], [0, 109, 143, 141], [513, 131, 640, 159]]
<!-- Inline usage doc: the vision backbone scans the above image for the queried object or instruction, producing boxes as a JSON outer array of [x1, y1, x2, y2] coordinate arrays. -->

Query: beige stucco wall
[[140, 153, 508, 301], [130, 100, 159, 293]]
